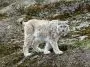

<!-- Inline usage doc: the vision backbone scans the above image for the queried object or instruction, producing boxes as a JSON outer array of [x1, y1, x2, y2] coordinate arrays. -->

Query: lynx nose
[[62, 30, 64, 32]]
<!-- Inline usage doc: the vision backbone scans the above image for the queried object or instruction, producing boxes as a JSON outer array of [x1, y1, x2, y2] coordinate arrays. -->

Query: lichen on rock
[[0, 0, 90, 67]]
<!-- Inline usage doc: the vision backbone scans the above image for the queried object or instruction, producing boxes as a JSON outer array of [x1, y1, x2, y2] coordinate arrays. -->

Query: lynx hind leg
[[23, 40, 32, 57], [32, 39, 44, 53], [23, 35, 34, 57], [44, 42, 51, 54], [23, 45, 32, 57], [23, 22, 35, 57]]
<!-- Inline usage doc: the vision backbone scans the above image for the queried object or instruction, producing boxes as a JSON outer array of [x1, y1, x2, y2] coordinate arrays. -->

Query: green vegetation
[[24, 1, 90, 21], [76, 26, 90, 39], [74, 40, 90, 49], [0, 14, 7, 20], [0, 44, 21, 58], [0, 1, 90, 67]]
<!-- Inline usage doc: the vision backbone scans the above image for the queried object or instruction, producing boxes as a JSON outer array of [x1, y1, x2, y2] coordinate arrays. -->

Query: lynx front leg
[[44, 42, 51, 54], [23, 37, 32, 57], [23, 45, 32, 57], [49, 41, 63, 54], [23, 34, 35, 57]]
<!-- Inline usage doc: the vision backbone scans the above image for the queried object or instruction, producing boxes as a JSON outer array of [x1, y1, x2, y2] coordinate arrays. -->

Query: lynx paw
[[24, 53, 32, 57], [55, 51, 63, 54], [44, 51, 51, 54]]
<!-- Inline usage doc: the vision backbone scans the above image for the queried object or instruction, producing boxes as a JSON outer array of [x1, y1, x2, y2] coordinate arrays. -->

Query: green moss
[[0, 44, 21, 58], [74, 40, 90, 49], [25, 4, 42, 16], [25, 1, 90, 21], [0, 14, 7, 20], [77, 26, 90, 39]]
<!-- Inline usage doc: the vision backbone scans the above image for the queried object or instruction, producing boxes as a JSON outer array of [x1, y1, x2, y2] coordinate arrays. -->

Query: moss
[[74, 39, 90, 49], [0, 43, 21, 58], [77, 26, 90, 39], [25, 4, 42, 16], [24, 1, 90, 21], [0, 13, 7, 20]]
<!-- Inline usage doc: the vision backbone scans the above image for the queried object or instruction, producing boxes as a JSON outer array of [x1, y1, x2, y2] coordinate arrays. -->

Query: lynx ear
[[51, 20, 59, 23], [58, 21, 66, 25], [65, 20, 70, 25], [64, 20, 68, 23]]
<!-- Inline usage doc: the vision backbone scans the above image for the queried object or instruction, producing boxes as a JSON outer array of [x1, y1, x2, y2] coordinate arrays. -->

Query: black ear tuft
[[20, 21, 22, 25], [66, 20, 71, 25]]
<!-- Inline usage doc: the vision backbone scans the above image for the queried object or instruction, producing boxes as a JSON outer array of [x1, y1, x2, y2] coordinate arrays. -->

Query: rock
[[0, 16, 24, 44], [0, 0, 36, 17], [76, 22, 90, 30], [0, 0, 17, 9], [1, 48, 90, 67], [78, 35, 88, 41], [43, 0, 60, 4], [0, 1, 90, 67], [0, 21, 9, 43]]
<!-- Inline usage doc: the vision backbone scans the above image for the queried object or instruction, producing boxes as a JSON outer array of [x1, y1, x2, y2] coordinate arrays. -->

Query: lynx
[[23, 19, 70, 57]]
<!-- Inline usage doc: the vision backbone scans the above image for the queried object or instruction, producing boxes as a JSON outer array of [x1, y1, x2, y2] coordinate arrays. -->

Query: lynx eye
[[64, 26, 66, 27], [60, 26, 63, 28]]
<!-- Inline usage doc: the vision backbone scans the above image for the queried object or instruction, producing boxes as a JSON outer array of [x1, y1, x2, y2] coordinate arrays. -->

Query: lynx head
[[57, 21, 70, 36]]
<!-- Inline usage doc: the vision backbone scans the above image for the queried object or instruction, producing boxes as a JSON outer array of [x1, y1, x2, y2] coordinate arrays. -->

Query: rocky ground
[[0, 0, 90, 67]]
